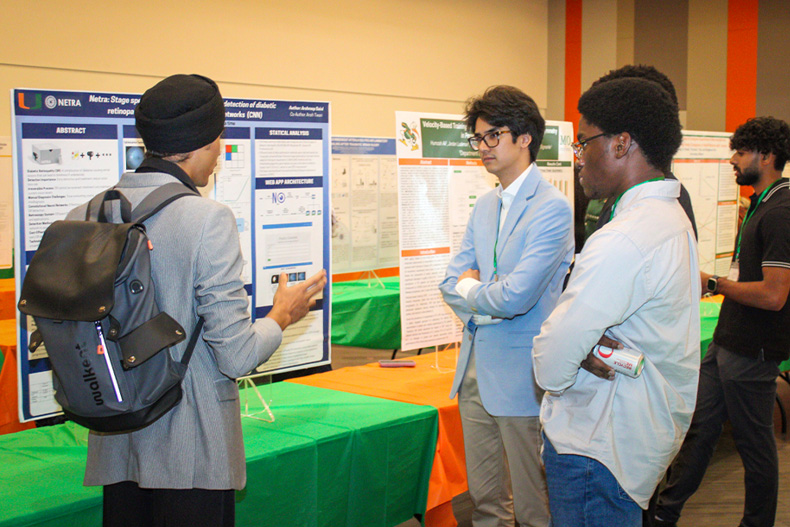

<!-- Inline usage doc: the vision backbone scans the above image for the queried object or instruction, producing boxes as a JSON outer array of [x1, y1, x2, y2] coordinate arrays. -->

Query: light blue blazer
[[439, 165, 574, 417]]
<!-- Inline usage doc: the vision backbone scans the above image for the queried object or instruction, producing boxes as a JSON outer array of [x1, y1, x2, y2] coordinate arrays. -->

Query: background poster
[[12, 88, 331, 422], [395, 112, 573, 352], [672, 131, 739, 276], [0, 138, 13, 270], [331, 137, 398, 273]]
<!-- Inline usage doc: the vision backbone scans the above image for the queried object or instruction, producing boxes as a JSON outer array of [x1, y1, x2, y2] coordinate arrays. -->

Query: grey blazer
[[67, 171, 282, 490]]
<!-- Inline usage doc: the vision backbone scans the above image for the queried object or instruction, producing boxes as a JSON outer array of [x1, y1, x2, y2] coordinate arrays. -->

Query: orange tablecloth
[[0, 279, 15, 321], [0, 318, 35, 434], [289, 350, 466, 527]]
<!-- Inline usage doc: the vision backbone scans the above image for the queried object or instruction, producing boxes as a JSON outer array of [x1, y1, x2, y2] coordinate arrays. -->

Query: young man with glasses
[[532, 78, 700, 526], [440, 85, 574, 527], [582, 65, 697, 247]]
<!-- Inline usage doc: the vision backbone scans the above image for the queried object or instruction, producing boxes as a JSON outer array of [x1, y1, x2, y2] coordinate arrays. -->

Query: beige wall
[[546, 0, 566, 121], [757, 0, 790, 123], [687, 0, 728, 131], [581, 0, 619, 91], [0, 0, 549, 138], [616, 0, 635, 67]]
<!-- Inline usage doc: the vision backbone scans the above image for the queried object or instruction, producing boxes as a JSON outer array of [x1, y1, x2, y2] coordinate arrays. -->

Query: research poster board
[[331, 136, 398, 273], [12, 88, 331, 422], [395, 112, 574, 351], [0, 138, 13, 269], [672, 131, 739, 276]]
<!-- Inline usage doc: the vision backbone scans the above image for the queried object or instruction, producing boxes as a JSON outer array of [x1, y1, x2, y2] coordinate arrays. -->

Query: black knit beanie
[[135, 74, 225, 153]]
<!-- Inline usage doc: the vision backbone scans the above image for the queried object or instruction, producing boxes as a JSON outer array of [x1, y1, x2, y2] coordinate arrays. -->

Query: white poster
[[0, 138, 14, 269], [395, 112, 573, 351], [672, 131, 739, 275], [331, 137, 398, 273]]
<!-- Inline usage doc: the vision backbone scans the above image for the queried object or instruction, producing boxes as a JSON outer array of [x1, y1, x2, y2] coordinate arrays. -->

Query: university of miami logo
[[17, 92, 41, 110]]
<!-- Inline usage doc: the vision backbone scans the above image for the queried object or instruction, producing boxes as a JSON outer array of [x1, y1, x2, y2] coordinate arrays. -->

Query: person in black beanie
[[66, 74, 326, 527]]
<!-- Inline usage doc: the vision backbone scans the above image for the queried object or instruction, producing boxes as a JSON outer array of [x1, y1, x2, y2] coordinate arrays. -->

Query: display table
[[0, 382, 438, 527], [0, 318, 35, 434], [305, 298, 790, 526], [332, 277, 401, 349], [290, 350, 464, 527], [0, 279, 14, 321], [700, 298, 720, 353]]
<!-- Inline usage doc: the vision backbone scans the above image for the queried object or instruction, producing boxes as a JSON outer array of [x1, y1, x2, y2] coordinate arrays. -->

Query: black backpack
[[18, 183, 204, 433]]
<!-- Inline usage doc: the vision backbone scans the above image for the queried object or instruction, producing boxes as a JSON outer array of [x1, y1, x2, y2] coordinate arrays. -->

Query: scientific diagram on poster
[[12, 88, 331, 422]]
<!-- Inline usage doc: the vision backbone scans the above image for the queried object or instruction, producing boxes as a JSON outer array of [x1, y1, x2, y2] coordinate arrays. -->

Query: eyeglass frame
[[468, 129, 516, 151], [571, 132, 607, 159]]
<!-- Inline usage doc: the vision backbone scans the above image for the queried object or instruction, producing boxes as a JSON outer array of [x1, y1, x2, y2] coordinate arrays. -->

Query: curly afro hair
[[591, 64, 678, 107], [578, 77, 682, 172], [730, 117, 790, 171], [464, 85, 545, 162]]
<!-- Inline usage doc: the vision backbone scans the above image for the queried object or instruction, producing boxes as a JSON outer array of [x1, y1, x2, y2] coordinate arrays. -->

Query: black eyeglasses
[[468, 129, 515, 151], [571, 133, 606, 159]]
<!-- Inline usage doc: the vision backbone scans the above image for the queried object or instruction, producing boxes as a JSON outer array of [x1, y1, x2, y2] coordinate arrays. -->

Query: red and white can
[[593, 345, 645, 378]]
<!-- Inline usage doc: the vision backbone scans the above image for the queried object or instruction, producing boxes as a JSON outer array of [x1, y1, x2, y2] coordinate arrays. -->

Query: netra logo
[[17, 92, 81, 110], [17, 92, 41, 110]]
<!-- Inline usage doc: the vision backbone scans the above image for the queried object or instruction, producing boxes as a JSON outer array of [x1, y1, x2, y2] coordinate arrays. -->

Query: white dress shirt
[[532, 179, 701, 507], [456, 163, 535, 306]]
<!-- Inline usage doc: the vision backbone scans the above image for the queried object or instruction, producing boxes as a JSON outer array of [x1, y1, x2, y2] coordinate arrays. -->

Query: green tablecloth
[[700, 301, 721, 353], [331, 280, 790, 372], [332, 277, 401, 349], [0, 382, 438, 527]]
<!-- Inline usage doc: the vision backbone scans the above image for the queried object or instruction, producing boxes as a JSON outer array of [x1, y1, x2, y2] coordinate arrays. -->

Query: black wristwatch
[[706, 275, 720, 294]]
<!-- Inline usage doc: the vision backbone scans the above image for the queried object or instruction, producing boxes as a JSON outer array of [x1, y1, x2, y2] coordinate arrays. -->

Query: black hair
[[591, 64, 679, 107], [577, 77, 682, 172], [464, 85, 545, 161], [144, 150, 191, 162], [730, 117, 790, 171]]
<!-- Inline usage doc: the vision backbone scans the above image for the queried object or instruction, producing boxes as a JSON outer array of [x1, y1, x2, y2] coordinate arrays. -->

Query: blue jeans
[[542, 434, 641, 527]]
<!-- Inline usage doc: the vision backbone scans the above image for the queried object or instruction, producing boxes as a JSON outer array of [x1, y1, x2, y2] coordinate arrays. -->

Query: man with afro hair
[[654, 116, 790, 527], [585, 64, 697, 240], [533, 78, 700, 526]]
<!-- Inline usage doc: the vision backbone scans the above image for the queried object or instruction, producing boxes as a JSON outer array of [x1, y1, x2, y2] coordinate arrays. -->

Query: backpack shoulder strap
[[85, 188, 132, 223], [132, 183, 200, 224], [180, 316, 205, 367]]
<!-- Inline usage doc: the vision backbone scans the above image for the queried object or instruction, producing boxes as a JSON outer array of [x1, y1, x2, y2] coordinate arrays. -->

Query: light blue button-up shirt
[[533, 179, 701, 507]]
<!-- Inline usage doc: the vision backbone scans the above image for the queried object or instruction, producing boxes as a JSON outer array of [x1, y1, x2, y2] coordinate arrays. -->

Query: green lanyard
[[609, 177, 664, 221], [735, 183, 773, 261], [493, 198, 503, 275]]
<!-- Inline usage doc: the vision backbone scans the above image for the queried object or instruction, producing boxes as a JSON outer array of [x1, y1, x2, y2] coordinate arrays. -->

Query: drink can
[[593, 345, 645, 378]]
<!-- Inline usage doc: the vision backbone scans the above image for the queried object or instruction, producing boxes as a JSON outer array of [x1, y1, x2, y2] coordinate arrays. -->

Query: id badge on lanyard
[[728, 261, 740, 282]]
